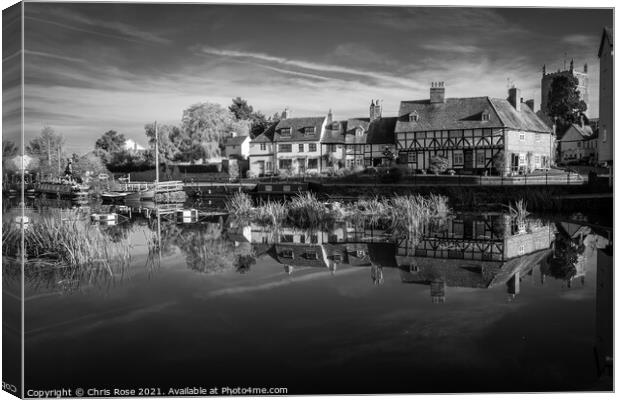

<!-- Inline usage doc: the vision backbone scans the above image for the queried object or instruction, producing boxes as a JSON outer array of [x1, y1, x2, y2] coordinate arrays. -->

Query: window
[[534, 155, 541, 165], [279, 144, 292, 152], [356, 127, 364, 137], [519, 132, 525, 141], [307, 159, 318, 169], [304, 127, 316, 134], [280, 235, 294, 243], [518, 154, 526, 165], [266, 161, 272, 171], [280, 127, 291, 136], [453, 150, 464, 165], [279, 159, 292, 169], [407, 152, 416, 164], [476, 150, 486, 168], [280, 249, 293, 259], [310, 235, 318, 244], [409, 112, 419, 122], [481, 111, 490, 121], [309, 143, 317, 152], [260, 143, 266, 151], [265, 185, 273, 192], [305, 251, 318, 260], [298, 144, 304, 152], [535, 133, 541, 142], [577, 141, 581, 148]]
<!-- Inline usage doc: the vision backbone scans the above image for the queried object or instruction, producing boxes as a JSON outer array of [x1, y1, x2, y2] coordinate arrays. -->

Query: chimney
[[525, 99, 535, 111], [584, 63, 588, 73], [430, 81, 445, 103], [327, 109, 333, 124], [281, 107, 289, 119], [508, 87, 521, 111]]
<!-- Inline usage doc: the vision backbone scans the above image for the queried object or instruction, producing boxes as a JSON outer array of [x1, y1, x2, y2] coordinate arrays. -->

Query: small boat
[[101, 191, 130, 202]]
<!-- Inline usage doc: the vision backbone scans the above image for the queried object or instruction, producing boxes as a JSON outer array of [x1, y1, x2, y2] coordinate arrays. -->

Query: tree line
[[9, 97, 280, 178]]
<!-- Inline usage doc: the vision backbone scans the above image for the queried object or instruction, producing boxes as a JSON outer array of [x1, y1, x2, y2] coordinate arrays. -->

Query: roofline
[[598, 27, 613, 58]]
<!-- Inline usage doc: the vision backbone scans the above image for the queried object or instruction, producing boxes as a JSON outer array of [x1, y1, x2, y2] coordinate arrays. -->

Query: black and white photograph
[[1, 1, 615, 397]]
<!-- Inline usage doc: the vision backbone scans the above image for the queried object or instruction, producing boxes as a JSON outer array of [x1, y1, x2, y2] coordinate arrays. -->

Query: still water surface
[[5, 196, 612, 394]]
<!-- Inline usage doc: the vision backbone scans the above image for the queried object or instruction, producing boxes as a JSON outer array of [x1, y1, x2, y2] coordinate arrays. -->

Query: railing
[[119, 180, 184, 192]]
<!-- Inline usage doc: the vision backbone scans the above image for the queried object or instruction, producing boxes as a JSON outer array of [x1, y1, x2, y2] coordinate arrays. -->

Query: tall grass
[[3, 209, 131, 272], [226, 191, 450, 233]]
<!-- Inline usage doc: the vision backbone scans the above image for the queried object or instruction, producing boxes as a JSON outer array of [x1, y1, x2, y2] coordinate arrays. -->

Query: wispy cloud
[[25, 49, 87, 64], [563, 34, 597, 47], [196, 46, 426, 90], [26, 8, 170, 45]]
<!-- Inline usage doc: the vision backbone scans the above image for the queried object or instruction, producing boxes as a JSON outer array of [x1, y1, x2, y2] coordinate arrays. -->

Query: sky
[[15, 3, 613, 153]]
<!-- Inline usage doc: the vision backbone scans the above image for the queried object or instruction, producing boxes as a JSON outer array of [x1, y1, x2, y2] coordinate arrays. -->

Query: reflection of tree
[[544, 230, 585, 280], [234, 254, 256, 274]]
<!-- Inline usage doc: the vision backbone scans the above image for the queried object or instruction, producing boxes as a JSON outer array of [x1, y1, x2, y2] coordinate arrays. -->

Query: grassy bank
[[226, 192, 450, 232]]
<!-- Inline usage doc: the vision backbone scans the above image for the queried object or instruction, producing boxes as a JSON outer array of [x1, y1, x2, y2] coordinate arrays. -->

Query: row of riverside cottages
[[248, 83, 554, 177]]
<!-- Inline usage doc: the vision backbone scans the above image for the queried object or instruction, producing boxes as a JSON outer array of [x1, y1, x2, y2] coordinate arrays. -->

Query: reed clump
[[226, 191, 450, 232], [4, 209, 130, 271]]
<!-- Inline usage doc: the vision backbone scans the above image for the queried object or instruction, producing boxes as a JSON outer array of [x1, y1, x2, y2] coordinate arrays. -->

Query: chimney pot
[[430, 82, 446, 104]]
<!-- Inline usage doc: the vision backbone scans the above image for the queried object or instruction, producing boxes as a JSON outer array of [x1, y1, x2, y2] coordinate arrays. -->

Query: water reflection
[[8, 197, 612, 392]]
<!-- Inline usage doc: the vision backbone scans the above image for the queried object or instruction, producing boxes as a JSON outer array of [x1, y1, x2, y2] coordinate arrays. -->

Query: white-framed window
[[409, 112, 419, 122], [279, 144, 292, 152], [304, 127, 315, 134], [298, 144, 304, 152], [266, 161, 272, 171], [280, 127, 291, 136], [453, 150, 464, 165], [518, 154, 526, 165], [535, 133, 541, 142], [260, 143, 266, 151], [519, 132, 525, 141], [356, 127, 364, 137], [307, 159, 318, 169], [309, 143, 317, 152], [407, 152, 416, 164], [534, 155, 540, 165], [481, 111, 490, 121]]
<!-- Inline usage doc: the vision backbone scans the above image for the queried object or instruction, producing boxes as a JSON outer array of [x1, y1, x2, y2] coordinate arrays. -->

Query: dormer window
[[408, 112, 419, 122], [304, 127, 316, 135], [355, 127, 364, 137], [481, 110, 490, 121], [280, 127, 291, 136], [331, 122, 340, 130]]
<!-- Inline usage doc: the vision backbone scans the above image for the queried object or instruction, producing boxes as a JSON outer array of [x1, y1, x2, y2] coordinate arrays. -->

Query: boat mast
[[155, 120, 159, 184]]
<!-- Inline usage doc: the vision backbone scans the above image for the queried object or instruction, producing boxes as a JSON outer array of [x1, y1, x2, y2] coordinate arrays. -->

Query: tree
[[181, 102, 238, 162], [249, 111, 270, 138], [2, 140, 18, 158], [229, 97, 254, 121], [26, 126, 66, 177], [144, 123, 182, 163], [95, 130, 126, 153], [547, 75, 588, 133], [492, 150, 506, 176], [429, 155, 449, 174], [73, 152, 109, 180]]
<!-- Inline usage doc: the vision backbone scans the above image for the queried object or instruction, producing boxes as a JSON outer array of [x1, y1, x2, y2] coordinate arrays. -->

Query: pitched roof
[[274, 117, 325, 142], [223, 135, 249, 146], [598, 27, 613, 57], [395, 97, 552, 134], [322, 118, 371, 144], [251, 122, 277, 143], [366, 117, 398, 144]]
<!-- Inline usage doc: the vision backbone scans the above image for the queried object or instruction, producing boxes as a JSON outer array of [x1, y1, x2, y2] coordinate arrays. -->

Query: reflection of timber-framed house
[[394, 83, 553, 175]]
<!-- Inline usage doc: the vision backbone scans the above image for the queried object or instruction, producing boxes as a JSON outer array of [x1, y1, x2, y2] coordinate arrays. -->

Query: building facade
[[558, 122, 597, 164], [222, 133, 250, 160], [597, 27, 613, 165], [394, 84, 553, 175]]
